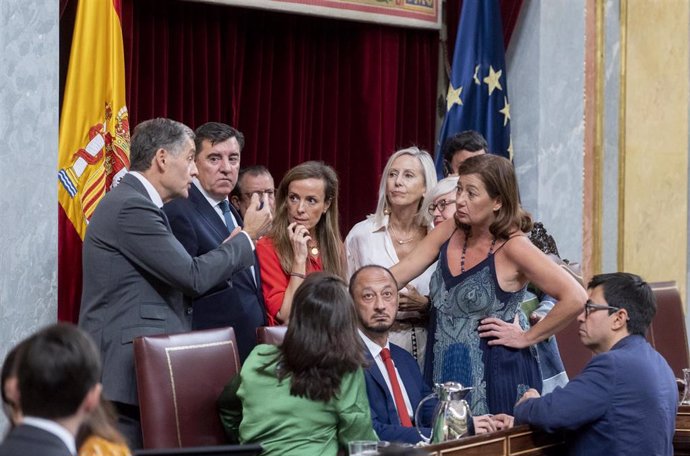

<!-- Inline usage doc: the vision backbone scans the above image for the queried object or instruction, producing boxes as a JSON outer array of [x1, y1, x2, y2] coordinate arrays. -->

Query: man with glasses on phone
[[510, 272, 678, 456], [231, 165, 276, 217]]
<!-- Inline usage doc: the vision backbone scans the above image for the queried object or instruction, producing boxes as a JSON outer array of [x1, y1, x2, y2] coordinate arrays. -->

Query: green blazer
[[218, 344, 377, 455]]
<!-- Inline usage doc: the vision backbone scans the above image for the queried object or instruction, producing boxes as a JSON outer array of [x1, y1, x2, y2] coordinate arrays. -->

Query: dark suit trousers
[[114, 401, 143, 449]]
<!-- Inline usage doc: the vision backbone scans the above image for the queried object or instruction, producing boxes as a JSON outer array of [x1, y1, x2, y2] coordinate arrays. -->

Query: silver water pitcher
[[414, 381, 473, 444], [680, 368, 690, 405]]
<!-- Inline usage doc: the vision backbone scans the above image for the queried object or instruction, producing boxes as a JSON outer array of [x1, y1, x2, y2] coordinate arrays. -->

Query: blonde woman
[[345, 147, 437, 368]]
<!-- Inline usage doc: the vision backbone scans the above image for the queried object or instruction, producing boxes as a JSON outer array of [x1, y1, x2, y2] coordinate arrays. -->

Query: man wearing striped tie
[[164, 122, 270, 362]]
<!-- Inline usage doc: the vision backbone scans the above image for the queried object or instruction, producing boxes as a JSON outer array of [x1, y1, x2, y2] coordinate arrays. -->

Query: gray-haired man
[[79, 118, 271, 448]]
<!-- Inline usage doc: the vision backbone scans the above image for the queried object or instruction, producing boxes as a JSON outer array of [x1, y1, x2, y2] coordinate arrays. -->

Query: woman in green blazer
[[219, 272, 377, 455]]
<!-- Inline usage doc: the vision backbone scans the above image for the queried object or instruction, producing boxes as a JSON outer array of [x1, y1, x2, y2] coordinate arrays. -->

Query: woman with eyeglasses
[[424, 177, 459, 226], [391, 154, 587, 415], [345, 147, 437, 369], [256, 161, 345, 325]]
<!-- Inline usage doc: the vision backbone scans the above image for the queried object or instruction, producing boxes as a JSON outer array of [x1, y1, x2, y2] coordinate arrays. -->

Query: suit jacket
[[163, 184, 266, 361], [514, 335, 678, 456], [79, 173, 254, 405], [363, 342, 436, 444], [0, 424, 71, 456]]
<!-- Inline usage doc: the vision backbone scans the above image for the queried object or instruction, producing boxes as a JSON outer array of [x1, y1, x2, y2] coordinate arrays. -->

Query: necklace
[[308, 242, 319, 256], [460, 233, 497, 273], [388, 223, 418, 245]]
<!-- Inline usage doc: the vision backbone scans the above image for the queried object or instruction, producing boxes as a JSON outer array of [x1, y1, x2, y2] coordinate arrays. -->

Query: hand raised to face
[[243, 193, 272, 241], [288, 222, 311, 265]]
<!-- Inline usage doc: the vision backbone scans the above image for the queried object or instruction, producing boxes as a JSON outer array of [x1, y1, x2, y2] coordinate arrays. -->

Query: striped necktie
[[218, 200, 236, 230]]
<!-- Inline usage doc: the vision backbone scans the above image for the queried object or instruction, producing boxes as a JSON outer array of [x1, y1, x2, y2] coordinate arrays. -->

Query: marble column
[[508, 0, 587, 264], [617, 0, 689, 301], [0, 0, 59, 430]]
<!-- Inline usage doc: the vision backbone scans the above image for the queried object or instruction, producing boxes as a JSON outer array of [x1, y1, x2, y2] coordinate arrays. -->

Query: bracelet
[[289, 272, 306, 279]]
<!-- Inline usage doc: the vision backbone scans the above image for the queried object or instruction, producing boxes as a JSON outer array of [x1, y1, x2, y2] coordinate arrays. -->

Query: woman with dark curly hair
[[218, 272, 377, 455]]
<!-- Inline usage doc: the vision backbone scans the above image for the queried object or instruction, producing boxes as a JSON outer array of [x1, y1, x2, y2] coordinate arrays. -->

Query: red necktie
[[380, 348, 413, 427]]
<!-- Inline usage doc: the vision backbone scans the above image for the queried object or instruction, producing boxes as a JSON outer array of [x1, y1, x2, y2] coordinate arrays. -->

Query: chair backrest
[[648, 281, 689, 378], [256, 326, 287, 346], [555, 317, 592, 378], [557, 280, 690, 379], [552, 263, 590, 378], [134, 327, 240, 449]]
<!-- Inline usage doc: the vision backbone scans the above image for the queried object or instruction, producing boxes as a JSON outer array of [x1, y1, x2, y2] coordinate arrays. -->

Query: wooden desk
[[424, 425, 563, 456], [420, 405, 690, 455], [676, 405, 690, 455]]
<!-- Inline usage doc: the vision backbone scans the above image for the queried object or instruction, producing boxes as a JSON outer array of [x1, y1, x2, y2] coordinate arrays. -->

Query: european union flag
[[434, 0, 512, 176]]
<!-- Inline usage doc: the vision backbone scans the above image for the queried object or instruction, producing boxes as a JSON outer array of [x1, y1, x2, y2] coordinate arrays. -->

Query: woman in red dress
[[256, 161, 344, 325]]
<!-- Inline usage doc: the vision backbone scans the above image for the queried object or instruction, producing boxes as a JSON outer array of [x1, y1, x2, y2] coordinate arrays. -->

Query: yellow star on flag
[[483, 65, 503, 96], [473, 65, 481, 85], [446, 83, 463, 112], [499, 96, 511, 126], [507, 138, 514, 161]]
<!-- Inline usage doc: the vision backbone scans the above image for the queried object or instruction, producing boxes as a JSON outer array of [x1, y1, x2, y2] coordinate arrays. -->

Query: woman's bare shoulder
[[428, 217, 457, 243], [498, 232, 540, 259]]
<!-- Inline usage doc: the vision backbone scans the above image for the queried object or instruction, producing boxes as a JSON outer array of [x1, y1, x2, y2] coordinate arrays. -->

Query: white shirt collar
[[22, 416, 76, 455], [358, 329, 389, 358], [368, 213, 389, 233], [193, 178, 228, 209], [357, 329, 414, 419], [129, 171, 164, 208], [369, 212, 431, 233]]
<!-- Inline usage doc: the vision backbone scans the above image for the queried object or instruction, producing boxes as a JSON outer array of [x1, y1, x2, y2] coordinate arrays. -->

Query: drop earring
[[383, 200, 391, 215]]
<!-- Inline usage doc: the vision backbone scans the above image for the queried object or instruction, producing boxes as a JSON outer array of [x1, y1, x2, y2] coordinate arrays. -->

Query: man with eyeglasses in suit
[[509, 272, 678, 456], [231, 165, 276, 218]]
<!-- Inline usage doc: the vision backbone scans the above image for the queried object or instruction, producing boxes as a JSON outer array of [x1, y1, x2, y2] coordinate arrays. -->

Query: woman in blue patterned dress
[[391, 155, 587, 415]]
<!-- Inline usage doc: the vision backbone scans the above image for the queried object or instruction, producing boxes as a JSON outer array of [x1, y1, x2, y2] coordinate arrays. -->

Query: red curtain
[[119, 1, 438, 230], [58, 0, 521, 321]]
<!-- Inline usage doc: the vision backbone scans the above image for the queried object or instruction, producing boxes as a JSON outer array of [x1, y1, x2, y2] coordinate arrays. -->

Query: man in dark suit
[[513, 273, 678, 456], [79, 118, 271, 448], [0, 324, 101, 456], [349, 265, 497, 444], [164, 122, 266, 361]]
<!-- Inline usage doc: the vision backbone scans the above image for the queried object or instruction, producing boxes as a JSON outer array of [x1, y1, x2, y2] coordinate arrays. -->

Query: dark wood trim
[[422, 406, 689, 455]]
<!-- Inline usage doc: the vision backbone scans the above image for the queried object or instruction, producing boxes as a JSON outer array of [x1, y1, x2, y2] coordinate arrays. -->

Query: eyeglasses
[[243, 189, 275, 199], [428, 199, 456, 215], [584, 299, 621, 318]]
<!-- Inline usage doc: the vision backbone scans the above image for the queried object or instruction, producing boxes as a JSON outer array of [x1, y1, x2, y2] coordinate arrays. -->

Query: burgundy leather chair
[[133, 327, 240, 449], [256, 326, 287, 346], [647, 281, 689, 378], [557, 280, 690, 380], [553, 262, 591, 378], [555, 317, 592, 378]]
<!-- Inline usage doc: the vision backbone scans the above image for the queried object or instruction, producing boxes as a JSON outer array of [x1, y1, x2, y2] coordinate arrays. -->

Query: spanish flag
[[58, 0, 129, 322]]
